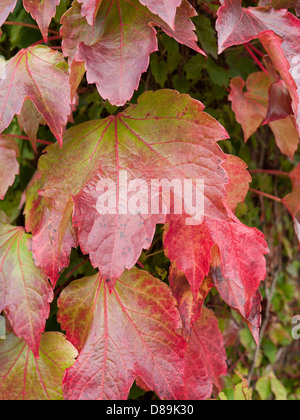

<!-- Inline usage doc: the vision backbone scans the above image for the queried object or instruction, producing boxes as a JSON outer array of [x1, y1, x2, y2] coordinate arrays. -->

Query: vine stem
[[3, 21, 59, 35], [249, 169, 289, 177], [244, 44, 269, 75], [247, 43, 265, 58], [249, 188, 283, 203], [31, 35, 62, 47], [4, 133, 53, 145]]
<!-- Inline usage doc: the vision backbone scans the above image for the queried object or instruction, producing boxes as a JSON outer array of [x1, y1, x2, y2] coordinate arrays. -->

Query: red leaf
[[222, 155, 252, 213], [0, 0, 17, 27], [0, 135, 19, 199], [27, 90, 229, 285], [138, 0, 182, 29], [264, 79, 294, 124], [25, 180, 77, 286], [23, 0, 60, 42], [61, 0, 203, 106], [209, 217, 268, 320], [58, 268, 186, 400], [0, 331, 77, 400], [216, 0, 300, 135], [0, 219, 53, 356], [164, 218, 214, 299], [17, 100, 45, 151], [77, 0, 102, 25], [0, 46, 72, 146], [182, 308, 227, 400], [229, 72, 300, 158], [169, 263, 213, 335]]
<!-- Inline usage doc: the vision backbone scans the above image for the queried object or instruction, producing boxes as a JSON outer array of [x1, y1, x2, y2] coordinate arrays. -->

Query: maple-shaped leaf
[[23, 0, 60, 42], [58, 268, 186, 400], [0, 218, 53, 356], [216, 0, 300, 135], [0, 0, 17, 27], [182, 307, 227, 400], [163, 154, 263, 312], [61, 0, 203, 106], [17, 100, 45, 151], [26, 90, 229, 286], [0, 45, 71, 146], [229, 72, 300, 159], [283, 163, 300, 240], [0, 135, 19, 199], [0, 331, 77, 400]]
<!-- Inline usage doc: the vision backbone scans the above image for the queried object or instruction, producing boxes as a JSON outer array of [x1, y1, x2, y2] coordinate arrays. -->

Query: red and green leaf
[[61, 0, 203, 106], [216, 0, 300, 136], [0, 331, 77, 400], [26, 90, 229, 286], [23, 0, 60, 42], [0, 135, 19, 200], [0, 218, 53, 356], [0, 46, 71, 146], [58, 267, 186, 400]]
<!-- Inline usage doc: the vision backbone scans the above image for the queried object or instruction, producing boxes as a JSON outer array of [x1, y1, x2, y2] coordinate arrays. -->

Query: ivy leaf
[[58, 268, 186, 400], [23, 0, 60, 42], [216, 0, 300, 135], [0, 332, 78, 400], [0, 46, 71, 146], [182, 307, 227, 400], [0, 135, 19, 199], [26, 90, 229, 286], [61, 0, 203, 106], [229, 72, 300, 158], [0, 219, 53, 356]]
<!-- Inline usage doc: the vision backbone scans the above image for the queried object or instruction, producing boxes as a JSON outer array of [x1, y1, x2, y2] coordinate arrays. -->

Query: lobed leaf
[[0, 332, 77, 400], [0, 45, 71, 146], [61, 0, 203, 106], [0, 219, 53, 356], [216, 0, 300, 136], [23, 0, 61, 42], [26, 89, 229, 286], [182, 308, 227, 400], [59, 267, 186, 400]]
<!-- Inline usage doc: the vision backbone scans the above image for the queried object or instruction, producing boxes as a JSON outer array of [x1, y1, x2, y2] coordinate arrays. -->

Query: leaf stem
[[3, 21, 59, 35], [244, 44, 268, 75], [4, 133, 53, 145], [247, 43, 265, 58], [31, 35, 62, 47], [249, 169, 289, 177], [249, 188, 282, 203]]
